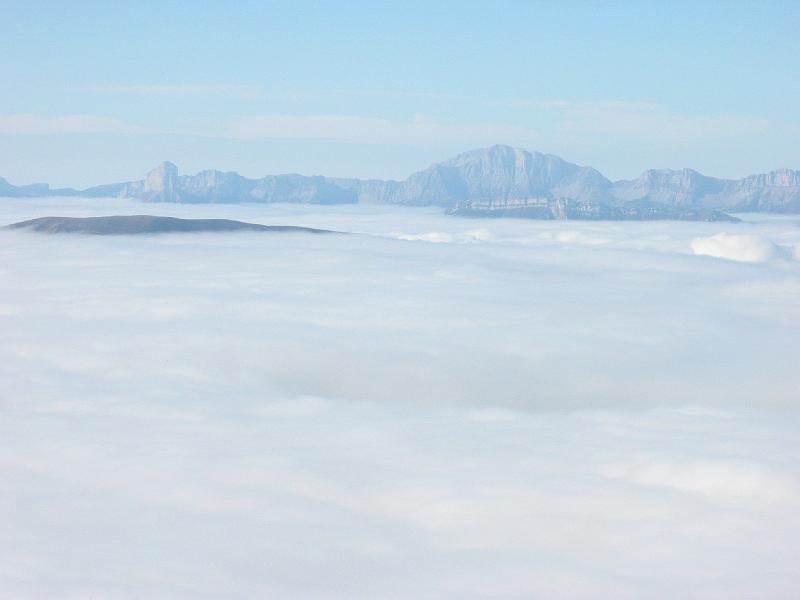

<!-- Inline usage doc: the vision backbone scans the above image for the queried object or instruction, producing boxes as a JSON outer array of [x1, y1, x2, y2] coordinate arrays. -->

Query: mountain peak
[[143, 161, 180, 201], [3, 146, 799, 217], [149, 161, 178, 175], [445, 145, 536, 164]]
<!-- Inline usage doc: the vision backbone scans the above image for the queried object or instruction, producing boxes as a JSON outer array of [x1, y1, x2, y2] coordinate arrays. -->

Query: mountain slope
[[6, 215, 336, 235], [2, 145, 799, 220]]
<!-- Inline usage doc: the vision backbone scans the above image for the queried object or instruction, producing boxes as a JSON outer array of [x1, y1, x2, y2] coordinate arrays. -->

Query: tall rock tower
[[143, 161, 180, 202]]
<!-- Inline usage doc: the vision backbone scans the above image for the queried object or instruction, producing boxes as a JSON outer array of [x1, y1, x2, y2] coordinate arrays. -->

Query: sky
[[2, 198, 800, 597], [2, 1, 800, 187]]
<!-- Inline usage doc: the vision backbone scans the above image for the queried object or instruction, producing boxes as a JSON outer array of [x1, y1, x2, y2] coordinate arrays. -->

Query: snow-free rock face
[[0, 176, 74, 198], [179, 170, 251, 203], [58, 146, 619, 208], [115, 165, 357, 205], [113, 161, 180, 202], [726, 169, 800, 212], [396, 163, 467, 206], [249, 175, 356, 204], [612, 168, 727, 208], [444, 145, 609, 200], [609, 166, 800, 213], [3, 145, 800, 219], [393, 145, 612, 206], [144, 161, 179, 201], [326, 178, 401, 204]]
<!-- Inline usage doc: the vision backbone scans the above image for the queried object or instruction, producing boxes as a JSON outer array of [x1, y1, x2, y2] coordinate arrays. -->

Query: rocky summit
[[3, 145, 800, 221]]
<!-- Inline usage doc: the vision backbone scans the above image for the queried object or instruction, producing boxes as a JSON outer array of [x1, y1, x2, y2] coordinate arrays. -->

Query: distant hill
[[5, 215, 337, 235], [3, 145, 799, 221]]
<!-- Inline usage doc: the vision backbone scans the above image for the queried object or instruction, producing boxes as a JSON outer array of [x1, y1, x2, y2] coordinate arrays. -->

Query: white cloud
[[515, 99, 663, 112], [600, 459, 800, 502], [691, 232, 783, 262], [0, 113, 147, 135], [1, 199, 800, 598], [390, 228, 495, 244], [225, 114, 537, 145], [392, 230, 455, 243], [513, 99, 769, 142], [248, 395, 330, 418], [84, 83, 264, 99], [0, 111, 537, 147], [1, 101, 766, 150]]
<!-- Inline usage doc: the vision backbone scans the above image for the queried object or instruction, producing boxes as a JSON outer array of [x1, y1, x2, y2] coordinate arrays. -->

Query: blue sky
[[2, 1, 799, 187]]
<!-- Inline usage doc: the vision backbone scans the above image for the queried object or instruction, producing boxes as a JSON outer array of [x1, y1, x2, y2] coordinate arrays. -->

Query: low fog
[[1, 198, 799, 598]]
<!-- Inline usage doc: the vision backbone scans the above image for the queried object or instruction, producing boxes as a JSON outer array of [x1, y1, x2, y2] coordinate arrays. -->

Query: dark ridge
[[5, 215, 338, 235]]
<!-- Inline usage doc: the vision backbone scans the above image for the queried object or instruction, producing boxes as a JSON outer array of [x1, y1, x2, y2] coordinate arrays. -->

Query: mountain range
[[4, 145, 800, 221]]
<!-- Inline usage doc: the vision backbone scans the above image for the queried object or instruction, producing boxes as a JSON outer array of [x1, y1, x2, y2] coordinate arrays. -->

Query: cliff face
[[143, 161, 179, 201], [3, 145, 800, 220], [387, 147, 799, 216], [114, 164, 358, 205], [0, 176, 76, 198], [392, 146, 612, 206], [326, 178, 401, 204], [612, 169, 727, 208], [724, 169, 800, 212], [443, 146, 611, 202], [610, 167, 800, 213]]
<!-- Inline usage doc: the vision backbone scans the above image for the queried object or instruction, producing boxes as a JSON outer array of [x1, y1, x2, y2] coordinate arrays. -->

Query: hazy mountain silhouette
[[4, 145, 799, 221]]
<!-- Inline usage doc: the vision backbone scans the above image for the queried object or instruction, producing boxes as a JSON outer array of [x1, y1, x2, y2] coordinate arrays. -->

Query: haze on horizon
[[2, 1, 800, 187]]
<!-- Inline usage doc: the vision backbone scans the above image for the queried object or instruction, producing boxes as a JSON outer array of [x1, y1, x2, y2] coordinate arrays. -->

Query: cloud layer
[[225, 114, 537, 145], [550, 101, 769, 140], [0, 113, 147, 136], [1, 198, 799, 598], [691, 232, 790, 263], [0, 111, 537, 148], [83, 84, 264, 99]]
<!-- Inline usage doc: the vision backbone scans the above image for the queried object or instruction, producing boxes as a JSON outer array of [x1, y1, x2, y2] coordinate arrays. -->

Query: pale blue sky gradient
[[2, 1, 799, 187]]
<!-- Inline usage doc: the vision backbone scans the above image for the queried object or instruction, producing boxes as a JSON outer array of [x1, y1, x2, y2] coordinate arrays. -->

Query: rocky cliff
[[3, 145, 800, 220]]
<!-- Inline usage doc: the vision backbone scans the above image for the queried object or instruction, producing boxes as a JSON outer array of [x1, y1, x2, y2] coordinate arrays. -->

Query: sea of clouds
[[1, 197, 799, 599]]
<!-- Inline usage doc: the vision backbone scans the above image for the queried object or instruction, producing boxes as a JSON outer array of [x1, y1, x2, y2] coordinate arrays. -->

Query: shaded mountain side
[[0, 176, 79, 198], [2, 145, 799, 220], [610, 167, 800, 213], [5, 215, 338, 235], [447, 198, 740, 222]]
